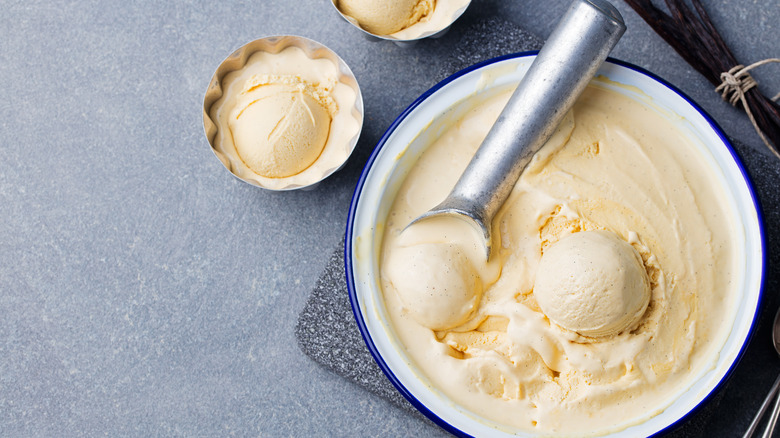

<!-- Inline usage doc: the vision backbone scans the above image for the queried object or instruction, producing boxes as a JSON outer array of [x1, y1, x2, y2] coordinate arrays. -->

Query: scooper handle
[[433, 0, 625, 241]]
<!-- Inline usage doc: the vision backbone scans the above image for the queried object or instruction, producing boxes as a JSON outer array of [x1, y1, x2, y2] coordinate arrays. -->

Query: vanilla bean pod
[[624, 0, 780, 156]]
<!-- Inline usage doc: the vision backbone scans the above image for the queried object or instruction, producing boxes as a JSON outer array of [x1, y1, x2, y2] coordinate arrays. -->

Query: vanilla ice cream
[[336, 0, 470, 40], [534, 230, 651, 337], [228, 75, 335, 178], [379, 81, 739, 434], [385, 241, 482, 330], [337, 0, 433, 35], [208, 42, 361, 189]]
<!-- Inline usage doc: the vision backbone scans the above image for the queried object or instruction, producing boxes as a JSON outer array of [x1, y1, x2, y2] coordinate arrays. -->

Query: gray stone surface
[[0, 0, 777, 437]]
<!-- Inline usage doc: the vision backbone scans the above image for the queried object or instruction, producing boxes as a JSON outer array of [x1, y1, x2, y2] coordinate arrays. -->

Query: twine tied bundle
[[624, 0, 780, 159]]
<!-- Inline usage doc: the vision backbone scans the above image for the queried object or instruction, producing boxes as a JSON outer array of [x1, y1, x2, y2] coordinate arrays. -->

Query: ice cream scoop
[[228, 76, 333, 178], [337, 0, 433, 36], [409, 0, 625, 259], [534, 230, 651, 337]]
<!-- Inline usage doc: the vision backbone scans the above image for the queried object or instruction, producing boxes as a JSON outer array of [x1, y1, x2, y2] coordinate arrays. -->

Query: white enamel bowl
[[346, 53, 765, 437]]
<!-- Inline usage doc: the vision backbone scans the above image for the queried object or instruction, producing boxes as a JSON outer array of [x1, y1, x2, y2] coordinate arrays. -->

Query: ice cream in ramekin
[[203, 36, 363, 190], [346, 55, 763, 438], [332, 0, 471, 43]]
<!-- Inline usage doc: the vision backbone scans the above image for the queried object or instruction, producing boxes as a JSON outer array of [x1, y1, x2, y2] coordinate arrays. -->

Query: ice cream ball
[[229, 82, 331, 178], [386, 242, 483, 331], [337, 0, 434, 35], [533, 230, 651, 337]]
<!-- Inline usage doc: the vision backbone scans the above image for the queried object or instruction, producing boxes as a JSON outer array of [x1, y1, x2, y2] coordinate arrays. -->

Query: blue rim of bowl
[[344, 51, 766, 437]]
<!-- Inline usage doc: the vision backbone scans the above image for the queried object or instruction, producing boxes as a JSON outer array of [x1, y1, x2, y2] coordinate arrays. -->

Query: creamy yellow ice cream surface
[[379, 83, 738, 435], [228, 75, 334, 178]]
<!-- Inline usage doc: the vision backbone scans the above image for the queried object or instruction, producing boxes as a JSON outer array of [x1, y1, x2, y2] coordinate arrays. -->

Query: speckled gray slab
[[295, 19, 780, 438], [295, 238, 422, 415]]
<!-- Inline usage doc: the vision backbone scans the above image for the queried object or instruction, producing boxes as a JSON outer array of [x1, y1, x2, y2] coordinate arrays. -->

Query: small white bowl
[[346, 53, 765, 436], [203, 35, 363, 191], [330, 0, 471, 46]]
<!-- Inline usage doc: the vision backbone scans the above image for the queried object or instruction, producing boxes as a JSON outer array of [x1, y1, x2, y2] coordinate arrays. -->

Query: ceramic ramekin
[[346, 53, 764, 437]]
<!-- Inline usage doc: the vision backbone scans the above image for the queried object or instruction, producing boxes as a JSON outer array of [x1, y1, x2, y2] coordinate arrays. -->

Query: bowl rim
[[345, 51, 766, 437]]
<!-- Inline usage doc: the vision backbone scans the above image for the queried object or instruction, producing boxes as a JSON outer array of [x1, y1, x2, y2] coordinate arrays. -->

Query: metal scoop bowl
[[408, 0, 626, 260]]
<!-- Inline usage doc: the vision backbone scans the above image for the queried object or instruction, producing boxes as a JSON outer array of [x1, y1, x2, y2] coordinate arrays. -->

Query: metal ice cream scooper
[[408, 0, 626, 259]]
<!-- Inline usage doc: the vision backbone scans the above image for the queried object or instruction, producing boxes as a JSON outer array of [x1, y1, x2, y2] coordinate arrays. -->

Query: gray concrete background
[[1, 0, 778, 436]]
